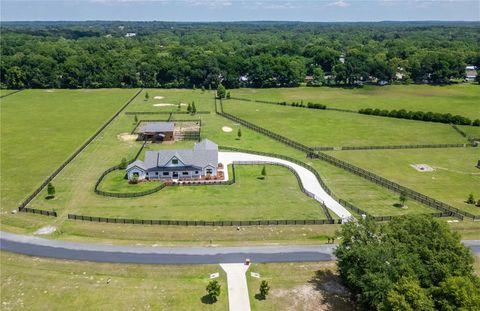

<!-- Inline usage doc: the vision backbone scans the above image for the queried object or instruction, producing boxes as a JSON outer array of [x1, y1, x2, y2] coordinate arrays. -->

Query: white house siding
[[127, 168, 147, 180], [203, 165, 217, 177]]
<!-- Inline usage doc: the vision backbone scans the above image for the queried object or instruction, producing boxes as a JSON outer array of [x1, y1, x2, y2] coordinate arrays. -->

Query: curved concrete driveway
[[219, 151, 352, 220]]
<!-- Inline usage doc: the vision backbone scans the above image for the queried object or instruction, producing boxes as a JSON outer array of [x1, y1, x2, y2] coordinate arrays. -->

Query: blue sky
[[1, 0, 479, 22]]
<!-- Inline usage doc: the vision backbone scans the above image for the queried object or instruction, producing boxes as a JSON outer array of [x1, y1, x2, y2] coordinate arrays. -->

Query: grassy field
[[0, 89, 19, 97], [248, 261, 354, 311], [327, 148, 480, 214], [223, 99, 466, 147], [231, 84, 480, 119], [48, 164, 327, 221], [0, 251, 228, 311], [2, 86, 477, 245], [1, 253, 478, 311], [0, 89, 138, 214]]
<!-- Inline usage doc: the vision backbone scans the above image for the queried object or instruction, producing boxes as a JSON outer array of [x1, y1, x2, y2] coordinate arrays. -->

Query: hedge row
[[359, 108, 479, 126], [95, 158, 236, 198]]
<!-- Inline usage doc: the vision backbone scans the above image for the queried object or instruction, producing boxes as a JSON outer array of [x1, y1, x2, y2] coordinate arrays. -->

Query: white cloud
[[328, 0, 350, 8]]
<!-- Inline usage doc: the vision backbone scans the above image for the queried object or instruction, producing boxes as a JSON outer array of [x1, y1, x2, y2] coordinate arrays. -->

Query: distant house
[[126, 139, 219, 181], [125, 32, 137, 37], [465, 65, 477, 82], [304, 75, 314, 83], [135, 122, 174, 142]]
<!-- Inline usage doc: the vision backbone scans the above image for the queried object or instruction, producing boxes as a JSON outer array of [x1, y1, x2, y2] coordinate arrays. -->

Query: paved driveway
[[1, 232, 478, 264], [219, 151, 352, 220]]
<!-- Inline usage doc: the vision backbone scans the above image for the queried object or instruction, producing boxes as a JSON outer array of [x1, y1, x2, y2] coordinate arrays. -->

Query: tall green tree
[[217, 83, 226, 99]]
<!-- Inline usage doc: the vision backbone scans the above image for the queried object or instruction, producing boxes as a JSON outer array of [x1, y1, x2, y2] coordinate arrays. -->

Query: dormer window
[[172, 159, 178, 165]]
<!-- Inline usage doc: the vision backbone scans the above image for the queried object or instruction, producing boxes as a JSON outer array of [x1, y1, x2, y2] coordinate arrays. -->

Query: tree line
[[1, 21, 479, 89]]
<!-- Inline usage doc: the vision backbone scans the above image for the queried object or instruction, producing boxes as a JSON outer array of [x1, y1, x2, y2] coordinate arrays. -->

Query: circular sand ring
[[222, 126, 233, 133]]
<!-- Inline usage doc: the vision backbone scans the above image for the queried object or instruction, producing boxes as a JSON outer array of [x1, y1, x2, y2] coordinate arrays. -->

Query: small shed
[[135, 121, 174, 142]]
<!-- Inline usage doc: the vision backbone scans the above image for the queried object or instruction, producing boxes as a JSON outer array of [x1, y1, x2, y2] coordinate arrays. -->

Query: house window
[[206, 169, 213, 174], [195, 171, 199, 174], [155, 172, 159, 175], [163, 172, 169, 176], [172, 159, 178, 165], [132, 172, 139, 178], [182, 172, 189, 175], [146, 172, 149, 176]]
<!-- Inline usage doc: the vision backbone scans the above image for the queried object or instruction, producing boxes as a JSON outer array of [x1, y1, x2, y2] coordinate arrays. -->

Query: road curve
[[219, 151, 352, 220], [0, 231, 336, 264], [2, 232, 479, 265]]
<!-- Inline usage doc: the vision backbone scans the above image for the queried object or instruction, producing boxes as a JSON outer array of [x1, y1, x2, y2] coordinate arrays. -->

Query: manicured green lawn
[[223, 99, 465, 147], [0, 251, 228, 311], [98, 169, 163, 193], [231, 84, 480, 119], [0, 89, 138, 214], [35, 163, 327, 221], [327, 148, 480, 215]]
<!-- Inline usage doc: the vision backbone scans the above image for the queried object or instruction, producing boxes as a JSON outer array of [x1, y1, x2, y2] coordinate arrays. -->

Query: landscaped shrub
[[359, 108, 473, 125]]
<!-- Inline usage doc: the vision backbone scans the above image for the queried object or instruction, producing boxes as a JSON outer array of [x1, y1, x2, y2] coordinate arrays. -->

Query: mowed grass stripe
[[0, 89, 138, 212]]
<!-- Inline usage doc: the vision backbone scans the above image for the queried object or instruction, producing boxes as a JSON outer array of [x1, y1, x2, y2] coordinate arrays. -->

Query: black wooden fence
[[215, 101, 480, 221], [125, 111, 210, 115], [313, 143, 470, 151], [67, 214, 336, 226], [337, 199, 453, 221], [19, 207, 57, 217], [0, 89, 23, 99], [217, 99, 313, 153], [311, 151, 479, 220], [17, 88, 144, 216]]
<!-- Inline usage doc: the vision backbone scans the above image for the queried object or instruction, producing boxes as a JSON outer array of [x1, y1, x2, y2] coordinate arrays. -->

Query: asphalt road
[[1, 231, 478, 265]]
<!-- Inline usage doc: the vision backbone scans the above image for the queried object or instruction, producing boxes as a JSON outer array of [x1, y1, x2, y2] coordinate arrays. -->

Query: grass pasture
[[222, 99, 466, 147], [0, 251, 228, 311], [231, 84, 480, 119], [0, 89, 138, 214], [2, 86, 478, 245], [36, 163, 328, 221], [327, 147, 480, 215]]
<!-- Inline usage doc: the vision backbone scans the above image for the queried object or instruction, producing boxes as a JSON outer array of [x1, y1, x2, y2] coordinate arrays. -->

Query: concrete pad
[[34, 226, 56, 235], [220, 263, 251, 311]]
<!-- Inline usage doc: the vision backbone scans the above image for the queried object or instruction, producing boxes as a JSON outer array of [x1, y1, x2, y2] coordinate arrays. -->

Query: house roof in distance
[[136, 121, 174, 133]]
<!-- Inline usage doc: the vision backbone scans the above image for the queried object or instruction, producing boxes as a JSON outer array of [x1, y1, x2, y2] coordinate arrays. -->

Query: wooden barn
[[135, 121, 174, 142]]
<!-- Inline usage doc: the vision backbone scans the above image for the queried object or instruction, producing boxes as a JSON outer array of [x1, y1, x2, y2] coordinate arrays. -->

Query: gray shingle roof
[[135, 122, 174, 133], [127, 139, 218, 171]]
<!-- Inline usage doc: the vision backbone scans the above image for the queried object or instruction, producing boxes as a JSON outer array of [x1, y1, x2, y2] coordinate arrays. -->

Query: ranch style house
[[126, 139, 218, 181]]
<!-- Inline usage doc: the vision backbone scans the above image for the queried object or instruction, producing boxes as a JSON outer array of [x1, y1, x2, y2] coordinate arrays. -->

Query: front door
[[173, 172, 178, 179]]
